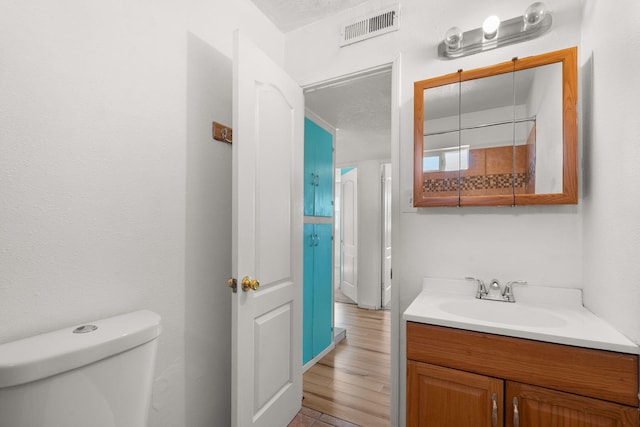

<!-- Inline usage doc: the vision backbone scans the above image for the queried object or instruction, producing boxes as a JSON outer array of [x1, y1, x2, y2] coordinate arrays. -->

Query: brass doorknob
[[241, 276, 260, 292], [227, 277, 237, 293]]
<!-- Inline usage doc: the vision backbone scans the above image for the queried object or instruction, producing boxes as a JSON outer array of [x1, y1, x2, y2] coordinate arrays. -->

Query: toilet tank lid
[[0, 310, 161, 388]]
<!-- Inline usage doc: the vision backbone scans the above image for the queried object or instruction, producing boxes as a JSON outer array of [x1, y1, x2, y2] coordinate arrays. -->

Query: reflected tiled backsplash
[[423, 171, 531, 193]]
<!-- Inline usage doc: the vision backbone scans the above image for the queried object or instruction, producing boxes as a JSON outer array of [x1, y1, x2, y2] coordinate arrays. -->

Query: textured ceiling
[[305, 69, 392, 164], [250, 0, 392, 163], [250, 0, 371, 32], [306, 70, 391, 134]]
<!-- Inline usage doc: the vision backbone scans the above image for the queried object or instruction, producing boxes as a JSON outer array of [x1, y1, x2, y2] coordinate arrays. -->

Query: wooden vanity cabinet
[[408, 361, 504, 426], [407, 322, 640, 426], [506, 382, 639, 426]]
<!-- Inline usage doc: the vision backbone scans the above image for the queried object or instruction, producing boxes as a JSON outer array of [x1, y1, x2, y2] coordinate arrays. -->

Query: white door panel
[[255, 85, 293, 286], [232, 31, 303, 427], [254, 302, 292, 409], [340, 168, 358, 303]]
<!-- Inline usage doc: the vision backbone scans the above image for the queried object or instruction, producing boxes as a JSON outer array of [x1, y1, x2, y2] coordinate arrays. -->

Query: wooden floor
[[302, 303, 391, 427]]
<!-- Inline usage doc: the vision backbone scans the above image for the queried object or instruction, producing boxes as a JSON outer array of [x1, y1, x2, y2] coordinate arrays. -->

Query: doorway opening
[[305, 65, 393, 312], [303, 64, 393, 426]]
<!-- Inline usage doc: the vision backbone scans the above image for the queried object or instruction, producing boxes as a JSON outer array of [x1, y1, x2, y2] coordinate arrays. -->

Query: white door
[[231, 31, 303, 427], [381, 163, 392, 308], [340, 168, 358, 303]]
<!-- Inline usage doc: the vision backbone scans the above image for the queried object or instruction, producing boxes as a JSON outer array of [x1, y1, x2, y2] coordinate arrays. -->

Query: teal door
[[302, 223, 333, 364], [304, 118, 333, 217], [312, 223, 332, 356], [302, 224, 314, 364]]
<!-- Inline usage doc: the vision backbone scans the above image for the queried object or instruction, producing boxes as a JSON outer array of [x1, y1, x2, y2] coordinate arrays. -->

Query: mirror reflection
[[515, 63, 563, 195], [422, 80, 460, 199], [415, 48, 576, 207], [460, 71, 516, 198]]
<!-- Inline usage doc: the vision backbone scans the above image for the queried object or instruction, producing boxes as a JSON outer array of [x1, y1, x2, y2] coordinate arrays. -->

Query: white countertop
[[403, 278, 639, 355]]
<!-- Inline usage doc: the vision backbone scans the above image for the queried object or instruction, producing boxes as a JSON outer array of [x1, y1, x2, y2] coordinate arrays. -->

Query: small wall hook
[[212, 122, 233, 144]]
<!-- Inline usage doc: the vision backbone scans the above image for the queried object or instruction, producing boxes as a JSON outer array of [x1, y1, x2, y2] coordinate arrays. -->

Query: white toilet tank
[[0, 310, 161, 427]]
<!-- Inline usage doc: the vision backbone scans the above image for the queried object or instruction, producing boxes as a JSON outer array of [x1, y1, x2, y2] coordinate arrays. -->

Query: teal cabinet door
[[304, 118, 333, 217], [313, 129, 333, 217], [302, 224, 315, 364], [302, 223, 333, 365], [304, 120, 317, 217], [312, 223, 333, 356]]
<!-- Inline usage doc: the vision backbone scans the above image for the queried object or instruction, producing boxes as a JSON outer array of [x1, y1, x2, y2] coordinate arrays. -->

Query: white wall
[[355, 160, 384, 309], [336, 129, 392, 165], [580, 0, 640, 346], [0, 3, 188, 425], [285, 1, 585, 426], [0, 1, 284, 426], [185, 34, 233, 427]]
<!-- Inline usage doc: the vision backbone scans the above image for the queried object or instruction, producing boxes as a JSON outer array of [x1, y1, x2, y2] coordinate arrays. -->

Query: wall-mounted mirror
[[414, 47, 577, 207]]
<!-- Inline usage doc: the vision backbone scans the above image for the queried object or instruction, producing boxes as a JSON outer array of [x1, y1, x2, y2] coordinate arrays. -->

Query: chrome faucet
[[502, 280, 527, 302], [465, 277, 487, 299], [466, 277, 527, 302], [488, 279, 504, 299]]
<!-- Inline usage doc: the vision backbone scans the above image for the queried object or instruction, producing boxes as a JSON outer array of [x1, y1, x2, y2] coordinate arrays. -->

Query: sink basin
[[403, 278, 640, 354], [438, 299, 567, 328]]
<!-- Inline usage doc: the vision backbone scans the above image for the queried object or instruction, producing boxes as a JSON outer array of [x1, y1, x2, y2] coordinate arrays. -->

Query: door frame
[[301, 59, 401, 426], [381, 162, 392, 309]]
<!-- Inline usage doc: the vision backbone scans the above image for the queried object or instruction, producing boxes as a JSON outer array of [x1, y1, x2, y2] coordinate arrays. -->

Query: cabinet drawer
[[407, 322, 639, 407]]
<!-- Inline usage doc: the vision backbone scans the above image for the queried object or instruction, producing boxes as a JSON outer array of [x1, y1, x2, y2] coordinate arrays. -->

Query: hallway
[[301, 303, 391, 427]]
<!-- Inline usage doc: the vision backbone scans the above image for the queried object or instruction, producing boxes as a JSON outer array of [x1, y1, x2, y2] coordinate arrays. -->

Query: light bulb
[[482, 15, 500, 39], [524, 2, 547, 27], [444, 27, 463, 50]]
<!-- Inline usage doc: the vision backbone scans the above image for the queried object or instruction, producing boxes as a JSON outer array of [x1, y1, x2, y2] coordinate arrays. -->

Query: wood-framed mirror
[[413, 47, 577, 207]]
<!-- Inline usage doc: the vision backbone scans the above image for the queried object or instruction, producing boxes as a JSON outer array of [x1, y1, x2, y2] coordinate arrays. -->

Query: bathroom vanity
[[404, 279, 640, 426]]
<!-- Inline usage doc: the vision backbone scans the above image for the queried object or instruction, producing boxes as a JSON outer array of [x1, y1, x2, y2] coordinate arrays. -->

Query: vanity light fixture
[[482, 15, 500, 40], [444, 26, 463, 50], [438, 2, 551, 59]]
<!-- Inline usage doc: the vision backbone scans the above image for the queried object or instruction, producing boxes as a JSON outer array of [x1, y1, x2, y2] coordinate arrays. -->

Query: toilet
[[0, 310, 161, 427]]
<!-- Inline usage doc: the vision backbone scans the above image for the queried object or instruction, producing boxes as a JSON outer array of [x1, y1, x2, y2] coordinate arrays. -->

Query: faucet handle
[[466, 277, 487, 299], [503, 280, 527, 302]]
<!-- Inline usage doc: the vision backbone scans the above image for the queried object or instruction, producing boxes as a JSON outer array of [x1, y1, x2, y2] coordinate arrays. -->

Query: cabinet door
[[303, 118, 333, 217], [303, 223, 333, 365], [506, 382, 639, 427], [311, 223, 332, 356], [302, 224, 315, 364], [407, 361, 504, 427], [304, 119, 317, 217], [313, 130, 333, 217]]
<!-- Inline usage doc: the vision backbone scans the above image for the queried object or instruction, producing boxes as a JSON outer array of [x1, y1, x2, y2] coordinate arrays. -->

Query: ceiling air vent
[[340, 6, 400, 47]]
